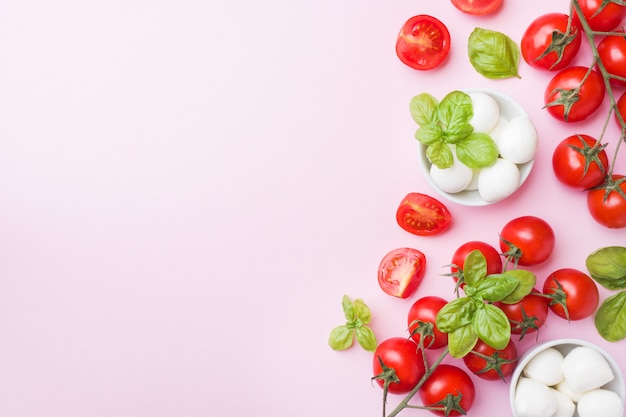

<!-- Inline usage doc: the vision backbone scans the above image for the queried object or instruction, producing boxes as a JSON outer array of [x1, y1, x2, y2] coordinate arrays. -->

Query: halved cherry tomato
[[407, 296, 448, 349], [543, 268, 599, 321], [544, 66, 605, 123], [396, 192, 452, 236], [552, 134, 608, 189], [450, 0, 502, 15], [572, 0, 626, 32], [597, 31, 626, 88], [378, 247, 426, 298], [372, 337, 426, 394], [396, 15, 450, 71], [520, 13, 581, 71], [587, 174, 626, 229], [463, 339, 518, 381]]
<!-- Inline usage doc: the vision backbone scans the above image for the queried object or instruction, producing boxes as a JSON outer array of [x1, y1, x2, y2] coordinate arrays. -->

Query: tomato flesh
[[396, 15, 450, 71], [378, 247, 426, 298], [450, 0, 502, 15], [396, 192, 452, 236], [543, 268, 599, 321]]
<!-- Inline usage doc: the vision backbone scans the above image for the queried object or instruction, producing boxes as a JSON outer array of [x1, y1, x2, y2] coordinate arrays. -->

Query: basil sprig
[[328, 295, 377, 351], [468, 27, 521, 79]]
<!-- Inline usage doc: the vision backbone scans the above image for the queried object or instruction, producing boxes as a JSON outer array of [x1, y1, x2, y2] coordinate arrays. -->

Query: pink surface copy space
[[1, 0, 625, 416]]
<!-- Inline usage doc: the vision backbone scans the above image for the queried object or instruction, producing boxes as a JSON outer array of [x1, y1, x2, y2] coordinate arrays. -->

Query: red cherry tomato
[[450, 241, 503, 276], [396, 15, 451, 71], [544, 66, 605, 123], [543, 268, 599, 321], [419, 364, 475, 416], [521, 13, 581, 71], [396, 193, 452, 236], [462, 339, 518, 381], [378, 247, 427, 298], [372, 337, 426, 394], [616, 91, 626, 129], [450, 0, 502, 15], [552, 134, 608, 189], [407, 296, 448, 349], [495, 289, 549, 339], [587, 174, 626, 229], [597, 32, 626, 88], [572, 0, 626, 32], [500, 216, 555, 266]]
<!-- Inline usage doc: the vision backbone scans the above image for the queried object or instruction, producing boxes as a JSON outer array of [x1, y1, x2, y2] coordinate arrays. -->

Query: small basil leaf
[[463, 250, 488, 287], [468, 27, 521, 79], [595, 291, 626, 342], [586, 246, 626, 290], [410, 93, 439, 126], [474, 275, 519, 302], [415, 123, 444, 145], [474, 304, 510, 350], [437, 91, 473, 131], [456, 133, 498, 168], [427, 141, 454, 169], [497, 269, 536, 304], [342, 294, 355, 321], [436, 297, 478, 333], [445, 122, 474, 144], [448, 324, 478, 358], [328, 325, 354, 351], [355, 326, 378, 352]]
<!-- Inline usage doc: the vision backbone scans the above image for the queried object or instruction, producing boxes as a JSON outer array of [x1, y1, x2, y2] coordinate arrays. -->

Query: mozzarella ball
[[497, 116, 538, 164], [523, 347, 565, 386], [515, 377, 558, 417], [477, 158, 521, 203], [488, 116, 509, 145], [563, 346, 614, 393], [577, 389, 624, 417], [429, 153, 473, 193], [555, 378, 584, 403], [550, 388, 576, 417], [469, 92, 500, 133]]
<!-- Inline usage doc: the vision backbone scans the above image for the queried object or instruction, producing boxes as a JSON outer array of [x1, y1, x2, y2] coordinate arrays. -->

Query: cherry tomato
[[419, 364, 475, 416], [597, 32, 626, 88], [372, 337, 426, 394], [500, 216, 555, 266], [552, 134, 608, 189], [450, 0, 502, 15], [521, 13, 581, 71], [587, 174, 626, 229], [495, 289, 549, 339], [396, 15, 450, 71], [378, 247, 427, 298], [543, 268, 599, 321], [462, 339, 518, 381], [396, 192, 452, 236], [572, 0, 626, 32], [407, 296, 448, 349], [616, 91, 626, 129], [544, 66, 605, 123], [450, 241, 503, 276]]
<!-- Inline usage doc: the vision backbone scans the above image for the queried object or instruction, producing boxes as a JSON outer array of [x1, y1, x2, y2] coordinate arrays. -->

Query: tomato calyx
[[508, 303, 543, 341], [408, 320, 438, 350], [499, 235, 524, 268], [568, 134, 608, 183], [543, 278, 571, 321], [545, 86, 581, 122], [537, 27, 580, 70], [423, 392, 467, 416], [372, 356, 400, 407], [590, 175, 626, 202], [466, 349, 518, 382]]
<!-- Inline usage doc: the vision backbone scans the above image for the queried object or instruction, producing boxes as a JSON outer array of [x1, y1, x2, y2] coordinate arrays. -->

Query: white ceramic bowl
[[509, 338, 625, 417], [417, 88, 535, 206]]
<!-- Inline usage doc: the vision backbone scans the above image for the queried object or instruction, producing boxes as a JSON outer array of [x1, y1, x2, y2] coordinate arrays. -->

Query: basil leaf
[[456, 133, 498, 168], [445, 122, 474, 144], [342, 294, 355, 321], [463, 250, 488, 287], [353, 298, 372, 324], [474, 275, 519, 302], [448, 324, 478, 358], [355, 325, 377, 352], [586, 246, 626, 290], [426, 141, 454, 169], [410, 93, 439, 126], [437, 91, 473, 132], [474, 304, 510, 350], [595, 291, 626, 342], [468, 27, 521, 79], [497, 269, 536, 304], [436, 297, 478, 333], [415, 123, 444, 145], [328, 325, 354, 350]]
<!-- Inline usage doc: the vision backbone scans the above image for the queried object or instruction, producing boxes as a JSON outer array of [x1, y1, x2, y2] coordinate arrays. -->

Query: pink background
[[0, 0, 625, 416]]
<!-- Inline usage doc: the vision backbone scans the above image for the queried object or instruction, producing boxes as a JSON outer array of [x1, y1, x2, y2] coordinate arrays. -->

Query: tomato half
[[521, 13, 581, 71], [407, 296, 448, 349], [597, 32, 626, 88], [450, 0, 502, 15], [378, 247, 427, 298], [543, 268, 599, 321], [587, 174, 626, 229], [372, 337, 426, 394], [616, 91, 626, 129], [544, 66, 605, 123], [396, 193, 452, 236], [419, 364, 475, 416], [500, 216, 555, 266], [552, 134, 608, 189], [462, 339, 518, 381], [572, 0, 626, 32], [495, 289, 549, 339], [396, 15, 451, 71]]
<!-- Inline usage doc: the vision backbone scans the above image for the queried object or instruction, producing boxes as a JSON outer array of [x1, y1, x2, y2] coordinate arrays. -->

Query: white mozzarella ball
[[514, 377, 558, 417], [555, 378, 584, 403], [497, 116, 538, 164], [550, 388, 576, 417], [429, 153, 473, 193], [469, 92, 500, 133], [577, 389, 624, 417], [477, 158, 521, 203], [523, 347, 565, 386], [563, 346, 614, 393], [488, 116, 509, 145]]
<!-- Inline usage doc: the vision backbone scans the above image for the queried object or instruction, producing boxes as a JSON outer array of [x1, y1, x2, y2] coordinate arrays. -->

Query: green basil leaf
[[436, 297, 478, 333], [355, 325, 378, 352], [497, 269, 536, 304], [448, 324, 478, 358], [342, 294, 355, 321], [353, 298, 372, 324], [328, 325, 354, 350], [415, 123, 444, 145], [474, 304, 510, 350], [463, 250, 488, 287], [468, 27, 521, 79], [410, 93, 439, 126], [437, 91, 473, 131], [595, 291, 626, 342], [444, 122, 474, 144], [586, 246, 626, 290], [456, 133, 499, 168], [474, 275, 519, 302], [426, 141, 454, 169]]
